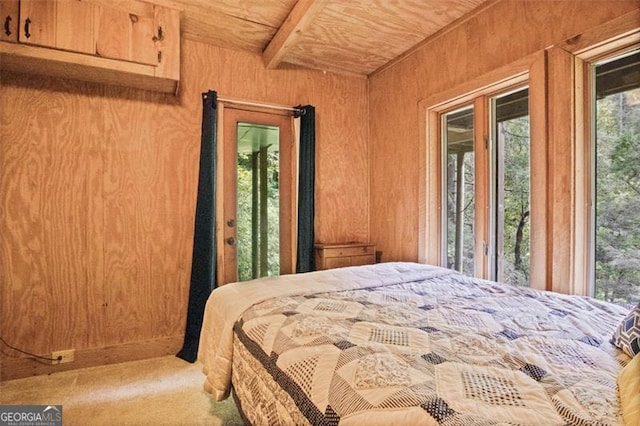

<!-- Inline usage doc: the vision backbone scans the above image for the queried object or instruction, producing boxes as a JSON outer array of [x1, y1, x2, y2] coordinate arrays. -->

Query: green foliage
[[500, 117, 531, 287], [445, 152, 476, 275], [445, 115, 531, 285], [595, 89, 640, 304], [236, 149, 281, 282]]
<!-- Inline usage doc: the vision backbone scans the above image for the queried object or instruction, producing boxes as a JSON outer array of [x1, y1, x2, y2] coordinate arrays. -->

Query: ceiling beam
[[263, 0, 328, 69]]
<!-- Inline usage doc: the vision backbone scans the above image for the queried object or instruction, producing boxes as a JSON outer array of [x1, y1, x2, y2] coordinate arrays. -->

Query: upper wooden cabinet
[[0, 0, 180, 94]]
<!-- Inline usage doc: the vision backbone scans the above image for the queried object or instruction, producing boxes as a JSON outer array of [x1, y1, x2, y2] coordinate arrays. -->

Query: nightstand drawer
[[324, 257, 353, 269], [320, 245, 375, 258]]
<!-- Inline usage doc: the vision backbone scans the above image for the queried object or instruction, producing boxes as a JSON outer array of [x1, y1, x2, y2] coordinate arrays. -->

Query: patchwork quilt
[[198, 263, 631, 425]]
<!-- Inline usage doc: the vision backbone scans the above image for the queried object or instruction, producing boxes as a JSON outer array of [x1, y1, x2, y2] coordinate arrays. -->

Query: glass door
[[222, 109, 294, 284]]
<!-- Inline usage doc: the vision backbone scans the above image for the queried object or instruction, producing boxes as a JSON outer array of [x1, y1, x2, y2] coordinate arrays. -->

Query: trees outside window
[[444, 107, 475, 275], [236, 124, 281, 282], [594, 51, 640, 305], [441, 88, 531, 287], [493, 89, 530, 287]]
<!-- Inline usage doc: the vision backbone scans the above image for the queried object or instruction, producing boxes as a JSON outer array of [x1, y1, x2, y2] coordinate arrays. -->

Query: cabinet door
[[56, 0, 94, 54], [18, 0, 95, 54], [0, 0, 19, 42], [95, 1, 157, 66], [19, 0, 56, 47]]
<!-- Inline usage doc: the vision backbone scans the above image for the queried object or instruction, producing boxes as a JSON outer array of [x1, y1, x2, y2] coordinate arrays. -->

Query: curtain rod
[[217, 97, 303, 114]]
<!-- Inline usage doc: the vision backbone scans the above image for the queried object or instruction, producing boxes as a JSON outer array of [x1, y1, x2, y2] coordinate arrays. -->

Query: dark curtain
[[296, 105, 316, 273], [177, 90, 218, 362]]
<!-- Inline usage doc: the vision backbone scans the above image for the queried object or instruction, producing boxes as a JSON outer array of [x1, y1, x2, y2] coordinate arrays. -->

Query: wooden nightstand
[[314, 243, 376, 270]]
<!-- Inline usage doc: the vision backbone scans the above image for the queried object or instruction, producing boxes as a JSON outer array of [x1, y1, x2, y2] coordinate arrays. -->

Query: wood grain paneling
[[181, 0, 294, 29], [0, 76, 104, 359], [0, 36, 368, 378], [369, 53, 422, 262], [546, 46, 576, 295], [263, 0, 329, 69], [369, 0, 640, 270], [283, 0, 487, 75], [181, 10, 276, 54], [528, 51, 548, 292]]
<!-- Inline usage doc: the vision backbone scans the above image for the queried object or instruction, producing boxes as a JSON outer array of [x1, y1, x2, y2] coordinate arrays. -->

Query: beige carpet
[[0, 356, 244, 425]]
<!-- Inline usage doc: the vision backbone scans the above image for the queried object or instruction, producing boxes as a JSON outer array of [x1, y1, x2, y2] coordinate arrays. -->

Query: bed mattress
[[198, 262, 630, 425]]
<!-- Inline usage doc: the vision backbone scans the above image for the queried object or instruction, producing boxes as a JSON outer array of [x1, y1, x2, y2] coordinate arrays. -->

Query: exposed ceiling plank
[[182, 6, 277, 53], [178, 0, 295, 28], [371, 0, 498, 76], [263, 0, 329, 69]]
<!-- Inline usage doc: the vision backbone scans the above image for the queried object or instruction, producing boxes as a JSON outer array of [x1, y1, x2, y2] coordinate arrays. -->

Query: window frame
[[557, 10, 640, 296], [574, 43, 640, 299], [439, 85, 532, 282], [419, 53, 543, 284], [419, 10, 640, 294], [489, 87, 532, 285], [440, 103, 475, 274]]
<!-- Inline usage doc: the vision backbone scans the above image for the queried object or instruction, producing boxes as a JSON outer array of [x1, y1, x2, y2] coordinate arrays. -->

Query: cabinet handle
[[152, 26, 164, 42], [24, 17, 31, 39], [4, 15, 11, 36]]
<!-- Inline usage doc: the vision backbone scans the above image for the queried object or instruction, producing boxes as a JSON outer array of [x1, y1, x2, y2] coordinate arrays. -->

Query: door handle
[[225, 236, 236, 246]]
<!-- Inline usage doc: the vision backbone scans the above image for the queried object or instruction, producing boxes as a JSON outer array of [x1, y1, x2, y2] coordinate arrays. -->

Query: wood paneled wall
[[369, 0, 640, 263], [0, 39, 368, 379]]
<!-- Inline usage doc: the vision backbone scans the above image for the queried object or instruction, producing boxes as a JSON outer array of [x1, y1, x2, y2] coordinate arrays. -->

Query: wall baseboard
[[0, 335, 184, 381]]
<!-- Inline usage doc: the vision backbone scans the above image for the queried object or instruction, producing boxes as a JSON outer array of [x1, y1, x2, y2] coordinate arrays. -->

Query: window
[[443, 106, 475, 275], [592, 50, 640, 305], [236, 123, 281, 281], [422, 17, 638, 295], [491, 89, 531, 286], [438, 85, 531, 285]]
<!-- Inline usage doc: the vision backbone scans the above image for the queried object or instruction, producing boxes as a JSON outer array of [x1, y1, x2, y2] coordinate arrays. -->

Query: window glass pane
[[236, 123, 280, 282], [594, 51, 640, 305], [492, 89, 530, 286], [444, 107, 475, 275]]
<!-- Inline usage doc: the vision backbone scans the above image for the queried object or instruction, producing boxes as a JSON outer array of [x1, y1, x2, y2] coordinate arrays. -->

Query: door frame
[[217, 105, 296, 285]]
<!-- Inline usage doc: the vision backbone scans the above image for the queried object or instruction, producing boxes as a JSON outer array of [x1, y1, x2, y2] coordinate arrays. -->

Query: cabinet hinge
[[484, 135, 489, 150]]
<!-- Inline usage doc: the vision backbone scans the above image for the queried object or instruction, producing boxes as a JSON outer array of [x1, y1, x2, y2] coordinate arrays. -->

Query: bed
[[198, 262, 634, 425]]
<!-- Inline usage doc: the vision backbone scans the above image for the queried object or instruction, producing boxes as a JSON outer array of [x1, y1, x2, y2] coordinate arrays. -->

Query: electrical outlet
[[51, 349, 75, 365]]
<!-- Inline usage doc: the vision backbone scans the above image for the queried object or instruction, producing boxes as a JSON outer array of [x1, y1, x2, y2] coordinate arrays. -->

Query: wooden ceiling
[[155, 0, 491, 76]]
